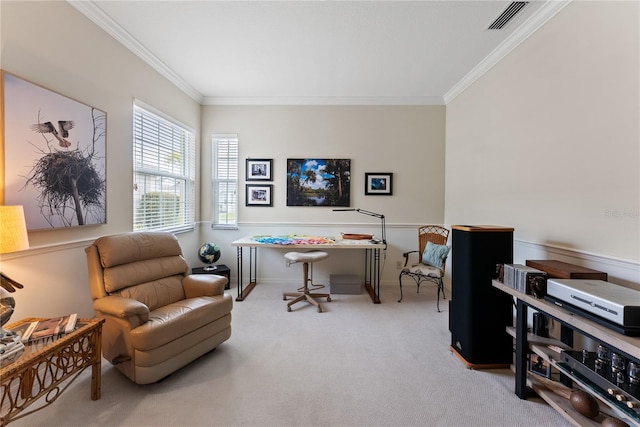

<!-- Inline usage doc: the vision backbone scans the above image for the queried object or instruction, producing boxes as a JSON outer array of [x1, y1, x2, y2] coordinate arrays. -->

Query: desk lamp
[[0, 205, 29, 342], [333, 208, 387, 249]]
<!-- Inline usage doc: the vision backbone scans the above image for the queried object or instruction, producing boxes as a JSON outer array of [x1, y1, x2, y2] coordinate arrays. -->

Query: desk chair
[[283, 251, 331, 313]]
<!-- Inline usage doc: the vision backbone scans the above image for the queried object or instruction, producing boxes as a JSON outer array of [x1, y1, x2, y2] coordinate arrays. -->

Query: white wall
[[198, 105, 447, 289], [0, 1, 202, 320], [200, 105, 445, 224], [444, 1, 640, 285]]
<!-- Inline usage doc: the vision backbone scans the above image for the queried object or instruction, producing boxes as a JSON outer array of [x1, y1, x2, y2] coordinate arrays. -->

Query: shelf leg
[[560, 324, 574, 388], [515, 299, 535, 398]]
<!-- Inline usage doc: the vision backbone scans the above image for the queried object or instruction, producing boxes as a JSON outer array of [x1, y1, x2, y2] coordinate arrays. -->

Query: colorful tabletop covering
[[251, 235, 335, 245]]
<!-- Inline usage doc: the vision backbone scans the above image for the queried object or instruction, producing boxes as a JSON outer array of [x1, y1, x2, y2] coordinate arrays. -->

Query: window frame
[[133, 101, 196, 233], [212, 134, 239, 229]]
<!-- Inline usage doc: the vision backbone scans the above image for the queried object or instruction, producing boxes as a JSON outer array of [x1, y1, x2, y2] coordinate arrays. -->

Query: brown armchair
[[85, 232, 232, 384], [398, 225, 450, 311]]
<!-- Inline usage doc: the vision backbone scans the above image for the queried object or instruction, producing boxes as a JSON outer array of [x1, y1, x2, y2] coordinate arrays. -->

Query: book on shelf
[[503, 264, 546, 294], [20, 314, 78, 342]]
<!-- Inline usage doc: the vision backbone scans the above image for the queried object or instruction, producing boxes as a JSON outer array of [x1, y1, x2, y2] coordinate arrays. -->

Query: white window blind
[[133, 104, 195, 232], [212, 134, 238, 227]]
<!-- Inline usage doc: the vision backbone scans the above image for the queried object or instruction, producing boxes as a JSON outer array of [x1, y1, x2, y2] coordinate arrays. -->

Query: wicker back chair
[[398, 225, 450, 311]]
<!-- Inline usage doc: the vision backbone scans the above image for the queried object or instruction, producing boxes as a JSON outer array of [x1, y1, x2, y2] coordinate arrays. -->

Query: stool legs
[[283, 261, 331, 313]]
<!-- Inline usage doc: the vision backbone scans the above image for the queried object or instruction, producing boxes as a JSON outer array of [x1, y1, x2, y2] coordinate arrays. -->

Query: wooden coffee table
[[0, 317, 104, 426]]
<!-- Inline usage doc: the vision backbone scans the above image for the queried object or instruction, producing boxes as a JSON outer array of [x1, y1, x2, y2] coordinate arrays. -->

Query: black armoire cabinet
[[449, 225, 514, 368]]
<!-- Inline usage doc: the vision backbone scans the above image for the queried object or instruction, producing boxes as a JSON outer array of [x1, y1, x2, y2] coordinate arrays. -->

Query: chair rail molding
[[514, 238, 639, 289]]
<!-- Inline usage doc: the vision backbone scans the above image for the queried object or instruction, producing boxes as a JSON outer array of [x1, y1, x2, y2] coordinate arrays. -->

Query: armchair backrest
[[418, 225, 449, 253], [418, 225, 450, 272], [85, 232, 189, 310]]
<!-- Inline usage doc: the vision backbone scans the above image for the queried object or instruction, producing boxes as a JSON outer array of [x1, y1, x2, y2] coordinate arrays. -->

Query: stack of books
[[20, 313, 78, 343], [503, 264, 546, 294]]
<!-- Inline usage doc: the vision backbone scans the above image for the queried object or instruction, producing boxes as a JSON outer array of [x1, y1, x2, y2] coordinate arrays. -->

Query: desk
[[1, 317, 104, 426], [231, 236, 385, 303]]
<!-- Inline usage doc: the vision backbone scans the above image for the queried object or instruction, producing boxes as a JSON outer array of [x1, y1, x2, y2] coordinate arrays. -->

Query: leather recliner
[[85, 231, 232, 384]]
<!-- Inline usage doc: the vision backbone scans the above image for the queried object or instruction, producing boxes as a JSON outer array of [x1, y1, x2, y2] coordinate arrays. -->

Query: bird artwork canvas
[[29, 121, 75, 148], [2, 71, 107, 230]]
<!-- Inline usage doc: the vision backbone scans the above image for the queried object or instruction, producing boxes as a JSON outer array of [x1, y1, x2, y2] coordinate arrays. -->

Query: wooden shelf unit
[[494, 281, 640, 427]]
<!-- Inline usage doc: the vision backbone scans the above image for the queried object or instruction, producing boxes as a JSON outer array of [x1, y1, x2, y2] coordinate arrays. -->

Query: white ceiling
[[70, 1, 570, 105]]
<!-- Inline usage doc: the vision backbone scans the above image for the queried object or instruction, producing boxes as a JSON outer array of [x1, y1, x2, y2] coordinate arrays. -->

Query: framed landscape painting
[[286, 158, 350, 207], [2, 71, 106, 230]]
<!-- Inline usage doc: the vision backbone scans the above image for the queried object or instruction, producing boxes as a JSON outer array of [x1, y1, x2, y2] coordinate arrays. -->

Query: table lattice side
[[0, 318, 103, 426]]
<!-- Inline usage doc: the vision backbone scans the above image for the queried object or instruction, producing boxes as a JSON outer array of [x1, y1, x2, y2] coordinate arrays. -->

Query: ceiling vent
[[488, 1, 529, 30]]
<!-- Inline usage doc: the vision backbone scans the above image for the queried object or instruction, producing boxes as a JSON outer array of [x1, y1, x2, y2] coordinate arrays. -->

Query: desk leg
[[363, 248, 381, 304], [236, 246, 243, 300], [236, 246, 258, 301], [515, 299, 534, 398]]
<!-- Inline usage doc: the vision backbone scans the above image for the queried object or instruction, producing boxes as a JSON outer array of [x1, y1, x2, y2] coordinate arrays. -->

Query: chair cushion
[[130, 295, 233, 351], [421, 241, 450, 268], [115, 275, 186, 311], [95, 232, 183, 268], [407, 264, 443, 278], [103, 256, 189, 293]]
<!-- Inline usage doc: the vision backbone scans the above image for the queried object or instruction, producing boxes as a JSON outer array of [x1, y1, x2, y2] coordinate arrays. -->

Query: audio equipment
[[545, 278, 640, 336], [560, 349, 640, 421]]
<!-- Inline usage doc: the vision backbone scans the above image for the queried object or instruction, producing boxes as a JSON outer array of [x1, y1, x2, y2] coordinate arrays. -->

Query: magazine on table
[[20, 314, 78, 343]]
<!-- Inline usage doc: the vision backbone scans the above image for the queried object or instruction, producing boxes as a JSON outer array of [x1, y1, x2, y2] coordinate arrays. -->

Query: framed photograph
[[529, 354, 552, 378], [365, 173, 393, 196], [246, 184, 273, 206], [2, 71, 107, 230], [246, 158, 273, 181], [286, 158, 350, 207]]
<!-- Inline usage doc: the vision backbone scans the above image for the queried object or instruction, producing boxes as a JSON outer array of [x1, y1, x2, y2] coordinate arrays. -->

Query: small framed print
[[365, 173, 393, 196], [246, 184, 273, 206], [529, 354, 552, 378], [246, 158, 273, 181]]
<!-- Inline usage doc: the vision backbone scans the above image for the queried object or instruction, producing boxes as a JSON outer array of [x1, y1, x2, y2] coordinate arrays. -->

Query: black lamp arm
[[333, 208, 387, 249]]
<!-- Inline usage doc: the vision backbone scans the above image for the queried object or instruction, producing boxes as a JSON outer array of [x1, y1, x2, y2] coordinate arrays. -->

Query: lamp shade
[[0, 206, 29, 254]]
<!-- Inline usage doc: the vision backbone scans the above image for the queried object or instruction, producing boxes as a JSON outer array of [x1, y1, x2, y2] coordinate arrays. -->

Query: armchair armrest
[[402, 250, 419, 267], [183, 274, 227, 298], [93, 295, 150, 328]]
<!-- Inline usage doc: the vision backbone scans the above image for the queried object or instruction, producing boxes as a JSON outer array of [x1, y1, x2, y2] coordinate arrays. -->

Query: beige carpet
[[14, 282, 570, 426]]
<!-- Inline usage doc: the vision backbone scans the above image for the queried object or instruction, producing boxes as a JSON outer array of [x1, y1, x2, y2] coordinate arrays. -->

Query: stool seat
[[283, 251, 331, 313], [284, 251, 329, 264]]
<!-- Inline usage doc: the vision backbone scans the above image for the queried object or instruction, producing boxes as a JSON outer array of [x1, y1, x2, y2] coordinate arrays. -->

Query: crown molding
[[202, 96, 445, 106], [443, 0, 572, 105], [67, 0, 204, 104], [70, 0, 570, 107]]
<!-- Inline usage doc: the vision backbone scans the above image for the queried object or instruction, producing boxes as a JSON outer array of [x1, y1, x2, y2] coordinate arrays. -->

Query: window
[[212, 134, 238, 228], [133, 103, 195, 232]]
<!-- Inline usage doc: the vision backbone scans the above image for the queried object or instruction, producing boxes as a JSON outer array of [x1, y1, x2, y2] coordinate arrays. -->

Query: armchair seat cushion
[[131, 295, 232, 351], [405, 264, 443, 278]]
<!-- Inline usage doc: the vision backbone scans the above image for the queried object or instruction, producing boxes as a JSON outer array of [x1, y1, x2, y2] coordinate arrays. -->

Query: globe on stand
[[198, 243, 221, 271]]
